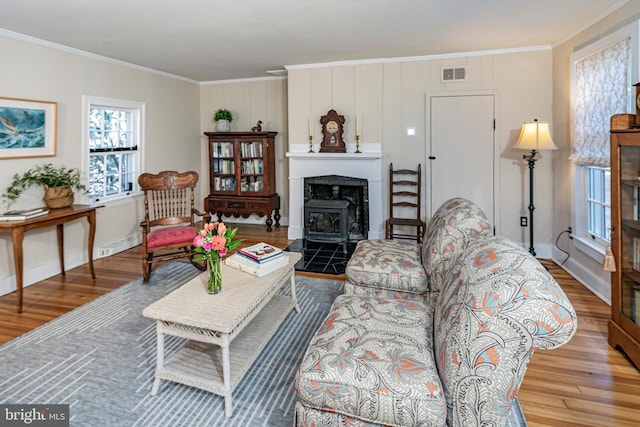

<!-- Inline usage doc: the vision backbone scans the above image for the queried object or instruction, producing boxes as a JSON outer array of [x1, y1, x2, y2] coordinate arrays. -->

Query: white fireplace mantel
[[286, 152, 382, 161], [287, 148, 383, 240]]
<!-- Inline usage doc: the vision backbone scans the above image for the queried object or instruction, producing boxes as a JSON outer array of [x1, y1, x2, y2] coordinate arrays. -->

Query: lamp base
[[524, 150, 538, 258]]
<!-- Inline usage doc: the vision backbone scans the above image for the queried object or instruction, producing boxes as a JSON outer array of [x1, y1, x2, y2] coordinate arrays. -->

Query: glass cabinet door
[[211, 141, 236, 192], [619, 145, 640, 325], [239, 140, 264, 193]]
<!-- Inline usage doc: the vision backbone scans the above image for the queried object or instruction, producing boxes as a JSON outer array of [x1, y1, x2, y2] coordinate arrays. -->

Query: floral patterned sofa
[[344, 197, 492, 303], [294, 198, 578, 426]]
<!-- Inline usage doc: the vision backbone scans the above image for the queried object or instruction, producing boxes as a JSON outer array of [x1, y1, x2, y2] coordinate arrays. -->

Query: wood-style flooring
[[0, 224, 638, 426]]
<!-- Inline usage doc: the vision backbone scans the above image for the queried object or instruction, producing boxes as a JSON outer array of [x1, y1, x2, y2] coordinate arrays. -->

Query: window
[[82, 96, 145, 203], [587, 166, 611, 244], [571, 22, 637, 258]]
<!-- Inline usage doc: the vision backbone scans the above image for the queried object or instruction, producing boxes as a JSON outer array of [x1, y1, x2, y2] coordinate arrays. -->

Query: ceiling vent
[[441, 67, 467, 82]]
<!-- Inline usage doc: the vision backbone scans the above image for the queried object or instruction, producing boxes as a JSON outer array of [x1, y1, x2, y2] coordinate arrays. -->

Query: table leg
[[11, 228, 25, 313], [56, 224, 65, 275], [291, 275, 301, 314], [151, 323, 165, 395], [222, 339, 233, 418], [274, 209, 281, 228], [87, 210, 97, 279]]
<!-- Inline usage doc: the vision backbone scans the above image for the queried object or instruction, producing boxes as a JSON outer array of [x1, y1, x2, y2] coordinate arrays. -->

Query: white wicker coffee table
[[142, 252, 302, 418]]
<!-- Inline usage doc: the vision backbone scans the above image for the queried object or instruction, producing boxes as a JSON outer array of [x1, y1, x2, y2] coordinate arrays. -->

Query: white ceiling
[[0, 0, 627, 82]]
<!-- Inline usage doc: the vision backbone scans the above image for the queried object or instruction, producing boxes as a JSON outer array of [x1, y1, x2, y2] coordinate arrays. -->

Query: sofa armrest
[[433, 236, 577, 426], [421, 198, 492, 293]]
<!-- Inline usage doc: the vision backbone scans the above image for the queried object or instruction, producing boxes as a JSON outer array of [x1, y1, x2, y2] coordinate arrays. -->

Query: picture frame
[[0, 97, 57, 159]]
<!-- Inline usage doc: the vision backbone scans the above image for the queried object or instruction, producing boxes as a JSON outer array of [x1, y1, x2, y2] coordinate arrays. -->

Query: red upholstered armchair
[[138, 170, 210, 282]]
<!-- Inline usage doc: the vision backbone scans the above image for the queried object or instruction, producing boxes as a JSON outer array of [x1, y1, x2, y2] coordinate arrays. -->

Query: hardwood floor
[[517, 262, 640, 427], [1, 224, 639, 426]]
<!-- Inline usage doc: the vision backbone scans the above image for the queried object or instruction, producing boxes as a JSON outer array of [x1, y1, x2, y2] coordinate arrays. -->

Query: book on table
[[225, 253, 290, 277], [238, 242, 284, 263], [0, 207, 50, 221]]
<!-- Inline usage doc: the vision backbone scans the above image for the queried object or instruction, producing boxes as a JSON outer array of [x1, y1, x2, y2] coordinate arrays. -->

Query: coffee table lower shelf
[[151, 295, 296, 416]]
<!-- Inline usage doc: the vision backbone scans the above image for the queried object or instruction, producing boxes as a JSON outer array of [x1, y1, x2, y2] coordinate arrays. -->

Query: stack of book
[[225, 242, 289, 277], [0, 207, 50, 221]]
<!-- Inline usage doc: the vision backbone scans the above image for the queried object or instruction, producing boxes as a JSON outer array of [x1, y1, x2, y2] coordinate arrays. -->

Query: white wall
[[0, 34, 200, 297], [199, 78, 289, 223], [287, 50, 554, 251], [5, 4, 636, 305]]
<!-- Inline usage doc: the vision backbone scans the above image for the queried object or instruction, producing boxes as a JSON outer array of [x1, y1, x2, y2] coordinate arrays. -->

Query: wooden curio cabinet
[[609, 113, 640, 369], [204, 131, 280, 231]]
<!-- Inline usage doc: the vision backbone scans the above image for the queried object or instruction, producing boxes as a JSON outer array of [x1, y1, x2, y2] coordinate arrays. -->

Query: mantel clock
[[320, 109, 346, 153]]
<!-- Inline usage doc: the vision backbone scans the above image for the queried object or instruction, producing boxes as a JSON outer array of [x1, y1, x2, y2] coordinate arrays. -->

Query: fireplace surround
[[287, 150, 383, 240]]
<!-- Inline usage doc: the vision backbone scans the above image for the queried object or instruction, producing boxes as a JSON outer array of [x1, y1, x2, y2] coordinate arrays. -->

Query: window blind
[[571, 37, 631, 166]]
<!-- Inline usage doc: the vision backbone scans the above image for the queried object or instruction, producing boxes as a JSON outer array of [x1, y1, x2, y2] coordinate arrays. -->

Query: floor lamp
[[514, 119, 558, 257]]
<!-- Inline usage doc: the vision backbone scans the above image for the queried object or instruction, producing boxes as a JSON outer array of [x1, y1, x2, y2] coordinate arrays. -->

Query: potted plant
[[2, 163, 88, 208], [213, 108, 233, 132]]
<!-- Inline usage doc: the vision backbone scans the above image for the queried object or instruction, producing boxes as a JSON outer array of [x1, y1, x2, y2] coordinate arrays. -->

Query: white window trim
[[573, 165, 605, 261], [570, 20, 639, 261], [81, 95, 146, 205]]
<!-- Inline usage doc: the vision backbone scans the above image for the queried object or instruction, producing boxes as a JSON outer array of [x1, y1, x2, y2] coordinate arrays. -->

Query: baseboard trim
[[551, 246, 611, 305], [0, 250, 88, 298], [96, 234, 141, 258], [0, 233, 143, 298]]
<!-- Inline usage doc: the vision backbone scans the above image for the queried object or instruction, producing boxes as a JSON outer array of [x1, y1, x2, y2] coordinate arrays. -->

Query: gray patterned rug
[[0, 262, 527, 426]]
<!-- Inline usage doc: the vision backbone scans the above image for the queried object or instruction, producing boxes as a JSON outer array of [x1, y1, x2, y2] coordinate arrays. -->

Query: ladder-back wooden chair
[[385, 163, 426, 243], [138, 170, 210, 282]]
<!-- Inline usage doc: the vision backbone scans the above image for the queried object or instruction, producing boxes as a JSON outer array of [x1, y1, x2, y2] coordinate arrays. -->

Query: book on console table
[[237, 242, 284, 263], [225, 253, 289, 277], [0, 207, 50, 221]]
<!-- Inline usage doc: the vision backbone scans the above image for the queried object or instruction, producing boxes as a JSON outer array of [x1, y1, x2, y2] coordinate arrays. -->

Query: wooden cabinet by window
[[204, 131, 280, 231], [609, 114, 640, 369]]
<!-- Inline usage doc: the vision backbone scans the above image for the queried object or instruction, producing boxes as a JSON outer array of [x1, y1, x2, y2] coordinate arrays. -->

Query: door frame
[[425, 90, 501, 234]]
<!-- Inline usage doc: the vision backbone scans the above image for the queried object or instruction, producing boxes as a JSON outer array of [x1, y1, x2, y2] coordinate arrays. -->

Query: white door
[[429, 94, 496, 231]]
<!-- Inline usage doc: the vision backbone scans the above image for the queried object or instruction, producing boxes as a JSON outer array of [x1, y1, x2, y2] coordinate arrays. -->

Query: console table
[[0, 204, 103, 313]]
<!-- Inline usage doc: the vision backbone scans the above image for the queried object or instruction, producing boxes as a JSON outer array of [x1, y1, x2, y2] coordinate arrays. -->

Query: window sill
[[81, 193, 143, 208], [573, 235, 606, 263]]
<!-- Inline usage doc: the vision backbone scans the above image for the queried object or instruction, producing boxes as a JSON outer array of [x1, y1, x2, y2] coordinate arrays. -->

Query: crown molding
[[285, 45, 551, 71], [552, 0, 630, 48], [200, 75, 286, 86], [0, 28, 199, 84]]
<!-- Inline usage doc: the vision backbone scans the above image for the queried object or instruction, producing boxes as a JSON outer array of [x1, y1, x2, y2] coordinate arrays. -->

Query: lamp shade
[[514, 120, 558, 151]]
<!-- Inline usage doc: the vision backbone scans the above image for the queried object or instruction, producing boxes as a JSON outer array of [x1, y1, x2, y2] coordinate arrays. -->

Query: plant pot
[[43, 185, 74, 209], [216, 119, 231, 132]]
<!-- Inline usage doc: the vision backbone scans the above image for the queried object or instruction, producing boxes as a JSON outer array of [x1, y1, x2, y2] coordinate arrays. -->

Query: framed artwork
[[0, 97, 57, 159]]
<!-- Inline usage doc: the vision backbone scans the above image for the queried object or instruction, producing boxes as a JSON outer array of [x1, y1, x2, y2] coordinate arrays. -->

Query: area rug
[[0, 262, 527, 426]]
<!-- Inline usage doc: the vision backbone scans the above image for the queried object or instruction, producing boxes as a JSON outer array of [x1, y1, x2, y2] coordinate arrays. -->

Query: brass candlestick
[[308, 135, 314, 153], [355, 134, 361, 153]]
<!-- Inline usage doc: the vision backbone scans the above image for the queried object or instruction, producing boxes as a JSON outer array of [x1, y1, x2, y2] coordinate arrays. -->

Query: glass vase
[[206, 255, 222, 294]]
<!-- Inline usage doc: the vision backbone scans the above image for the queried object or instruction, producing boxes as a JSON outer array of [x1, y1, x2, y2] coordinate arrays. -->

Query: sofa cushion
[[295, 401, 387, 427], [147, 225, 198, 249], [346, 239, 428, 295], [434, 236, 577, 426], [421, 198, 491, 292], [344, 281, 427, 302], [296, 294, 447, 427]]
